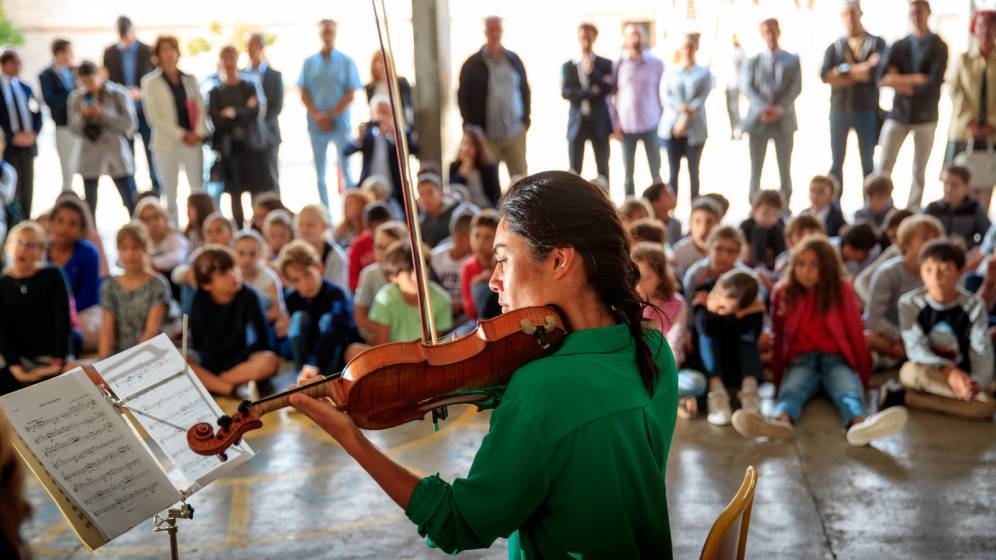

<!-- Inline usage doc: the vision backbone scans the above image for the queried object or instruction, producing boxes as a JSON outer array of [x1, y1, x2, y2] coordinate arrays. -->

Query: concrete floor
[[20, 374, 996, 559]]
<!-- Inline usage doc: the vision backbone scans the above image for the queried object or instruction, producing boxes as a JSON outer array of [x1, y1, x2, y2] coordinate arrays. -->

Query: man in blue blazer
[[741, 18, 801, 207], [0, 49, 43, 216], [39, 38, 78, 193], [562, 22, 614, 183], [246, 33, 284, 193]]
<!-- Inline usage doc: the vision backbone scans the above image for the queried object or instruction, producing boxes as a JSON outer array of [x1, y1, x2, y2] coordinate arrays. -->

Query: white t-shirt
[[430, 241, 465, 302]]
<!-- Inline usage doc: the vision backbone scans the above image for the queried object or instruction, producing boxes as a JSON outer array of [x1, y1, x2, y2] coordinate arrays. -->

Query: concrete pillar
[[411, 0, 450, 175]]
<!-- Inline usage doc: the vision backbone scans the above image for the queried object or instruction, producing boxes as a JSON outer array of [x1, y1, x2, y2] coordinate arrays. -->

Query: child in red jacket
[[732, 235, 909, 446]]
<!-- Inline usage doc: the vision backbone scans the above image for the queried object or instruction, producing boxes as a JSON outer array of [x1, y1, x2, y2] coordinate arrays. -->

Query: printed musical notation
[[96, 334, 252, 492], [0, 369, 181, 541]]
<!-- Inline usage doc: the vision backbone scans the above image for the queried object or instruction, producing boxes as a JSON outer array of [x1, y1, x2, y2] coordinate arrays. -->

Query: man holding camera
[[68, 61, 138, 216]]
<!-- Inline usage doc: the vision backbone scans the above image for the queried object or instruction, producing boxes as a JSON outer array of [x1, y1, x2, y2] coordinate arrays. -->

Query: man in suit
[[0, 49, 42, 216], [103, 15, 159, 194], [246, 33, 283, 193], [458, 16, 531, 179], [38, 38, 78, 193], [562, 22, 614, 183], [741, 18, 801, 206]]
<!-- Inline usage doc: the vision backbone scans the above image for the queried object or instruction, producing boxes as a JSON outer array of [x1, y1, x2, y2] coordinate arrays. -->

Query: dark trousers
[[567, 119, 609, 182], [663, 137, 705, 199], [83, 176, 137, 217], [129, 105, 160, 193], [829, 109, 878, 198], [6, 147, 34, 216], [267, 143, 280, 192]]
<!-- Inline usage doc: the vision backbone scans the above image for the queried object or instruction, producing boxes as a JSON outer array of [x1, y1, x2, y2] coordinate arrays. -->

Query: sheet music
[[0, 369, 180, 540], [95, 334, 253, 494]]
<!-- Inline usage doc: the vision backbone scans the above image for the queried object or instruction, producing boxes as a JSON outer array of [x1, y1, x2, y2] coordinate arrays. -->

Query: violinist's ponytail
[[500, 171, 660, 395]]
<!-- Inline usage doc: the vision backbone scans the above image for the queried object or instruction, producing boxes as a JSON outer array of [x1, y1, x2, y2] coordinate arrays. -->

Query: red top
[[347, 231, 375, 292], [789, 291, 841, 357], [770, 281, 872, 386], [460, 256, 486, 321]]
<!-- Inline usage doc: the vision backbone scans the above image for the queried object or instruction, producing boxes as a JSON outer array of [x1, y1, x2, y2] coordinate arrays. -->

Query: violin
[[186, 0, 568, 460]]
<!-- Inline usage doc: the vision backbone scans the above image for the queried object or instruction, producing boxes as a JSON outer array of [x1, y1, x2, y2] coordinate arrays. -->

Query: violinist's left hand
[[290, 392, 360, 445]]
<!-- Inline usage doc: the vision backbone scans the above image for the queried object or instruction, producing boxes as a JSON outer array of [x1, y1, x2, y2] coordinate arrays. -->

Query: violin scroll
[[187, 400, 261, 460]]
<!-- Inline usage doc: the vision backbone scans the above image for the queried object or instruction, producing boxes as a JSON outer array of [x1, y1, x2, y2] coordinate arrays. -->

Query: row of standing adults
[[555, 0, 996, 212]]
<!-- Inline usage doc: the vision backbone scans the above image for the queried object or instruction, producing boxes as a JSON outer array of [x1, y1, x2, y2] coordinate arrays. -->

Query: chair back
[[699, 465, 758, 560]]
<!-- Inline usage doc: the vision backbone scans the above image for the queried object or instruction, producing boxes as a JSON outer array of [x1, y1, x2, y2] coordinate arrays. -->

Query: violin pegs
[[218, 452, 228, 462], [238, 400, 251, 416], [217, 415, 234, 432]]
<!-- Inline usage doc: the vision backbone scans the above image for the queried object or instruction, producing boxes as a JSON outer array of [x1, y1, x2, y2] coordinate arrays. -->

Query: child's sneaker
[[738, 377, 760, 414], [878, 380, 907, 411], [845, 407, 908, 446], [707, 384, 732, 426], [731, 410, 794, 440]]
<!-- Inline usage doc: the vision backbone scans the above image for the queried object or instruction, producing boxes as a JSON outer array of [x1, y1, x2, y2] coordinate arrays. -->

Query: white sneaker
[[846, 406, 908, 446], [738, 378, 760, 415], [707, 385, 733, 426], [731, 410, 795, 440]]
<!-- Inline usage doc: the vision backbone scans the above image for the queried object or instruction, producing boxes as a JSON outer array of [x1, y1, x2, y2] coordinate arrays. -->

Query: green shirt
[[369, 282, 453, 342], [405, 323, 678, 558]]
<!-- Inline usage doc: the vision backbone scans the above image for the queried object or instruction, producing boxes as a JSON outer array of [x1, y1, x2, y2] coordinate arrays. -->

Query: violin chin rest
[[415, 392, 493, 413]]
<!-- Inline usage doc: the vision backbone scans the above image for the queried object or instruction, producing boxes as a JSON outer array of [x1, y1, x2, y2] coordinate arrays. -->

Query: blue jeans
[[621, 128, 662, 197], [829, 109, 878, 197], [83, 176, 137, 216], [773, 351, 866, 427], [309, 130, 354, 210], [748, 130, 794, 205], [677, 369, 707, 400], [662, 137, 704, 199]]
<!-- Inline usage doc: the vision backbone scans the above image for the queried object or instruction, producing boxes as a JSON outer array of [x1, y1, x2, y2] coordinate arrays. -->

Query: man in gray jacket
[[741, 18, 801, 206]]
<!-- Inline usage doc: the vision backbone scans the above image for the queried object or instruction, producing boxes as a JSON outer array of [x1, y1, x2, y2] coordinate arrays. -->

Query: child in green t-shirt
[[367, 240, 452, 344]]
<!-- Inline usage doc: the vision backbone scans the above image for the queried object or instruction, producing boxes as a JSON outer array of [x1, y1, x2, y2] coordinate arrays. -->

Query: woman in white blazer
[[141, 35, 209, 223]]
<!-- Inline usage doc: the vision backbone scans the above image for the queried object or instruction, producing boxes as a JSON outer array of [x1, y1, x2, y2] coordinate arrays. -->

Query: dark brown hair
[[863, 172, 894, 198], [185, 193, 216, 240], [785, 213, 825, 241], [471, 209, 500, 231], [51, 196, 92, 237], [809, 174, 838, 197], [500, 171, 660, 394], [718, 270, 759, 309], [0, 414, 31, 556], [943, 164, 971, 185], [753, 189, 784, 210], [628, 218, 666, 245], [457, 124, 496, 169], [191, 244, 236, 288], [631, 242, 677, 300], [276, 239, 321, 276], [152, 35, 180, 60], [919, 238, 966, 269], [782, 235, 844, 315]]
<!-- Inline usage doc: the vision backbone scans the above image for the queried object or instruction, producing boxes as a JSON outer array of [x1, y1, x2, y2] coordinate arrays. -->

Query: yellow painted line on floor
[[226, 483, 252, 545], [29, 520, 69, 547]]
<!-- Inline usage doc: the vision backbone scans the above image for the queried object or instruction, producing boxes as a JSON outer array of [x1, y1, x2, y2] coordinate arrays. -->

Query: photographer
[[68, 61, 138, 216], [344, 95, 417, 207]]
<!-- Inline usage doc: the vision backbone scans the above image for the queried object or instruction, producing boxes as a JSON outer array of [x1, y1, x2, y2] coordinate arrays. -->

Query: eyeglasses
[[13, 240, 43, 251]]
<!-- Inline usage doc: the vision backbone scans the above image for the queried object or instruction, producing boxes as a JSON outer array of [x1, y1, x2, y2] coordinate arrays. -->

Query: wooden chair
[[699, 466, 758, 560]]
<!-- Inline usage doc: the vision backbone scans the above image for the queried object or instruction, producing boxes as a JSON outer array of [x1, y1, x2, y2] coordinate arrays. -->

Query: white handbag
[[953, 142, 996, 188]]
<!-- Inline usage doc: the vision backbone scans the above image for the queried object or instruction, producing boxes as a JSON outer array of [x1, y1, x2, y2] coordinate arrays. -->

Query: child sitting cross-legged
[[879, 240, 995, 420], [683, 225, 754, 300], [688, 270, 765, 425], [732, 235, 908, 446], [277, 240, 354, 380], [366, 240, 452, 345], [863, 215, 943, 369], [97, 222, 172, 358], [354, 221, 408, 341], [187, 245, 279, 396], [296, 204, 349, 292]]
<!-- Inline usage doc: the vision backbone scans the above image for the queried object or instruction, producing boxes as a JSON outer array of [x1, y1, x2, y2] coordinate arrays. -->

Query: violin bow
[[372, 0, 438, 345]]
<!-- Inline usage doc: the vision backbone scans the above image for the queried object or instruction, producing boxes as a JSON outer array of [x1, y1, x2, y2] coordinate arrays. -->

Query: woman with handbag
[[946, 10, 996, 209], [142, 35, 209, 225], [208, 45, 268, 228]]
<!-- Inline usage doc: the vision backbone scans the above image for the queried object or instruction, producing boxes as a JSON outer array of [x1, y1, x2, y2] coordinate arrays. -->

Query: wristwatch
[[837, 63, 851, 75]]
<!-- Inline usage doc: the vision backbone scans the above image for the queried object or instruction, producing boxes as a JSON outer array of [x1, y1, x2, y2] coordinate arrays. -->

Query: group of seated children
[[2, 163, 994, 436]]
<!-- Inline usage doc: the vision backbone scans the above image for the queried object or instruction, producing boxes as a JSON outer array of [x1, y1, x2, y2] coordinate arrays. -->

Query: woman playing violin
[[291, 171, 678, 558]]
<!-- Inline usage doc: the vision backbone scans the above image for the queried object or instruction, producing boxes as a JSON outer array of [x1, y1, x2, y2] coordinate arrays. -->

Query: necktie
[[9, 81, 23, 133], [981, 66, 989, 125]]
